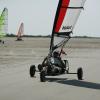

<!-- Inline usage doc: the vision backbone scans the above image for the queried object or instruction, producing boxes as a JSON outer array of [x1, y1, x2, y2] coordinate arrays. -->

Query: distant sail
[[50, 0, 86, 53], [16, 22, 24, 41], [0, 8, 8, 38]]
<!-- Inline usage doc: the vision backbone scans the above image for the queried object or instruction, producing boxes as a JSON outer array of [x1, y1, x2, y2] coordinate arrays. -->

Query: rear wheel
[[40, 70, 45, 82], [30, 65, 36, 77], [64, 60, 69, 73], [77, 67, 83, 80]]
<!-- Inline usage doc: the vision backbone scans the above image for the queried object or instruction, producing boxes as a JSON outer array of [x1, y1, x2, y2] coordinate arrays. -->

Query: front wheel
[[64, 60, 69, 73], [30, 65, 36, 77], [77, 67, 83, 80], [38, 64, 43, 72]]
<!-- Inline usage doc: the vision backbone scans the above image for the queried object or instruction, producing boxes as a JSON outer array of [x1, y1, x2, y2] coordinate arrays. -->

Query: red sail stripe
[[55, 0, 70, 32]]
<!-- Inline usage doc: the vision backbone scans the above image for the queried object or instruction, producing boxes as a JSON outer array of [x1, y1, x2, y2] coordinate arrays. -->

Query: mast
[[50, 0, 62, 52]]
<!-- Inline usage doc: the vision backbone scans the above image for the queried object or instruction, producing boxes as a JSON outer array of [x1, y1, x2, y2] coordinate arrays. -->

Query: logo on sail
[[62, 26, 72, 30]]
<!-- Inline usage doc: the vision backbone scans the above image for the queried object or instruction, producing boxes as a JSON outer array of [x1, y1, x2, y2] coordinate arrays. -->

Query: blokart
[[16, 22, 24, 41], [0, 8, 8, 44], [29, 0, 86, 82], [30, 50, 83, 82]]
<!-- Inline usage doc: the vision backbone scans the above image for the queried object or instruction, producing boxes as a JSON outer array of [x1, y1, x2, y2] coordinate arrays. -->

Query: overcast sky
[[0, 0, 100, 37]]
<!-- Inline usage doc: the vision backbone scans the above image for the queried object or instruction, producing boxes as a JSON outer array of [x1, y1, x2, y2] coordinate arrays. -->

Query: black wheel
[[66, 60, 69, 72], [64, 60, 69, 73], [77, 67, 83, 80], [30, 65, 36, 77], [40, 70, 45, 82], [38, 64, 43, 72]]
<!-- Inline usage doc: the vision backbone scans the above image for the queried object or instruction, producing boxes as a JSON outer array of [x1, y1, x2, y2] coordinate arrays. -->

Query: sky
[[0, 0, 100, 37]]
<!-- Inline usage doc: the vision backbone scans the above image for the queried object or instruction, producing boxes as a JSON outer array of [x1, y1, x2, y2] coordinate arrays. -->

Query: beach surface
[[0, 37, 100, 100]]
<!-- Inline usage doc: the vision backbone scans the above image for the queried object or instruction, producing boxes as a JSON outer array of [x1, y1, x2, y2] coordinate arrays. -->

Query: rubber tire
[[66, 60, 69, 73], [38, 64, 43, 72], [40, 70, 45, 82], [77, 67, 83, 80], [30, 65, 36, 77], [64, 60, 69, 74]]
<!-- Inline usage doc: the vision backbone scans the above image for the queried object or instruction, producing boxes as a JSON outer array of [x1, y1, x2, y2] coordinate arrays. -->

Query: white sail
[[50, 0, 86, 52], [16, 22, 24, 40], [59, 0, 86, 32]]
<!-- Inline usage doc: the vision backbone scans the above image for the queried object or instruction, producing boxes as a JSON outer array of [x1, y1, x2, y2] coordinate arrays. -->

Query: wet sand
[[0, 37, 100, 100]]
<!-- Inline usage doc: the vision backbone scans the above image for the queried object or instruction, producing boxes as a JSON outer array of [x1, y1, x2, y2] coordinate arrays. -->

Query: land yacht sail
[[16, 22, 24, 41], [0, 8, 8, 42], [50, 0, 86, 54]]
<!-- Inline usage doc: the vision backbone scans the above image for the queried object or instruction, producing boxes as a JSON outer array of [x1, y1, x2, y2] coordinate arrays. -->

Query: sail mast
[[50, 0, 70, 53], [50, 0, 62, 51]]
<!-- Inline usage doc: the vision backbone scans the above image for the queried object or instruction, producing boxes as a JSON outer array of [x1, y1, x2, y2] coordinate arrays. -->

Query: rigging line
[[53, 36, 70, 50]]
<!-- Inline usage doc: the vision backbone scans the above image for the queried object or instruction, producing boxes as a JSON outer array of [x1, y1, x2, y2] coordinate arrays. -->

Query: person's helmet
[[53, 51, 59, 57]]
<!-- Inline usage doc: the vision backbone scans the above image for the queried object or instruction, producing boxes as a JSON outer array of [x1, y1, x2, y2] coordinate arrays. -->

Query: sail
[[17, 22, 24, 40], [50, 0, 86, 52], [0, 8, 8, 38]]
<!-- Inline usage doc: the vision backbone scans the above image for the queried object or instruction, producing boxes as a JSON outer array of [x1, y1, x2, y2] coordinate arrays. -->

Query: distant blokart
[[29, 0, 86, 82], [0, 8, 8, 44], [16, 22, 24, 41]]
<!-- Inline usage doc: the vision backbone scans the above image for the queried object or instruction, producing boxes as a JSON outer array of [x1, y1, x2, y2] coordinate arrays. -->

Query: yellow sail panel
[[0, 8, 8, 38]]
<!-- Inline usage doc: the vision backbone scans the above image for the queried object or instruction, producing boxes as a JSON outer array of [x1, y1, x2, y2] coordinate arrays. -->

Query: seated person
[[41, 51, 66, 74], [52, 51, 66, 69]]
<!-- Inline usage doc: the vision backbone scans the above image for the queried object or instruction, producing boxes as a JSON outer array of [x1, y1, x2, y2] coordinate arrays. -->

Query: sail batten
[[50, 0, 86, 53], [62, 6, 83, 9]]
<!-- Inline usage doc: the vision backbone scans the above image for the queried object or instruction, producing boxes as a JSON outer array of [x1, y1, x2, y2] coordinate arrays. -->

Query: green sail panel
[[0, 8, 8, 38]]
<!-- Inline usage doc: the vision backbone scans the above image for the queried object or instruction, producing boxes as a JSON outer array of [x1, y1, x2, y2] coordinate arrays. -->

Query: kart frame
[[29, 55, 83, 82]]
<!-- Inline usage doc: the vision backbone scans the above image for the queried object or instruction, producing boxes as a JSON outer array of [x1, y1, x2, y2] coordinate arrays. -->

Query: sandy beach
[[0, 37, 100, 100]]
